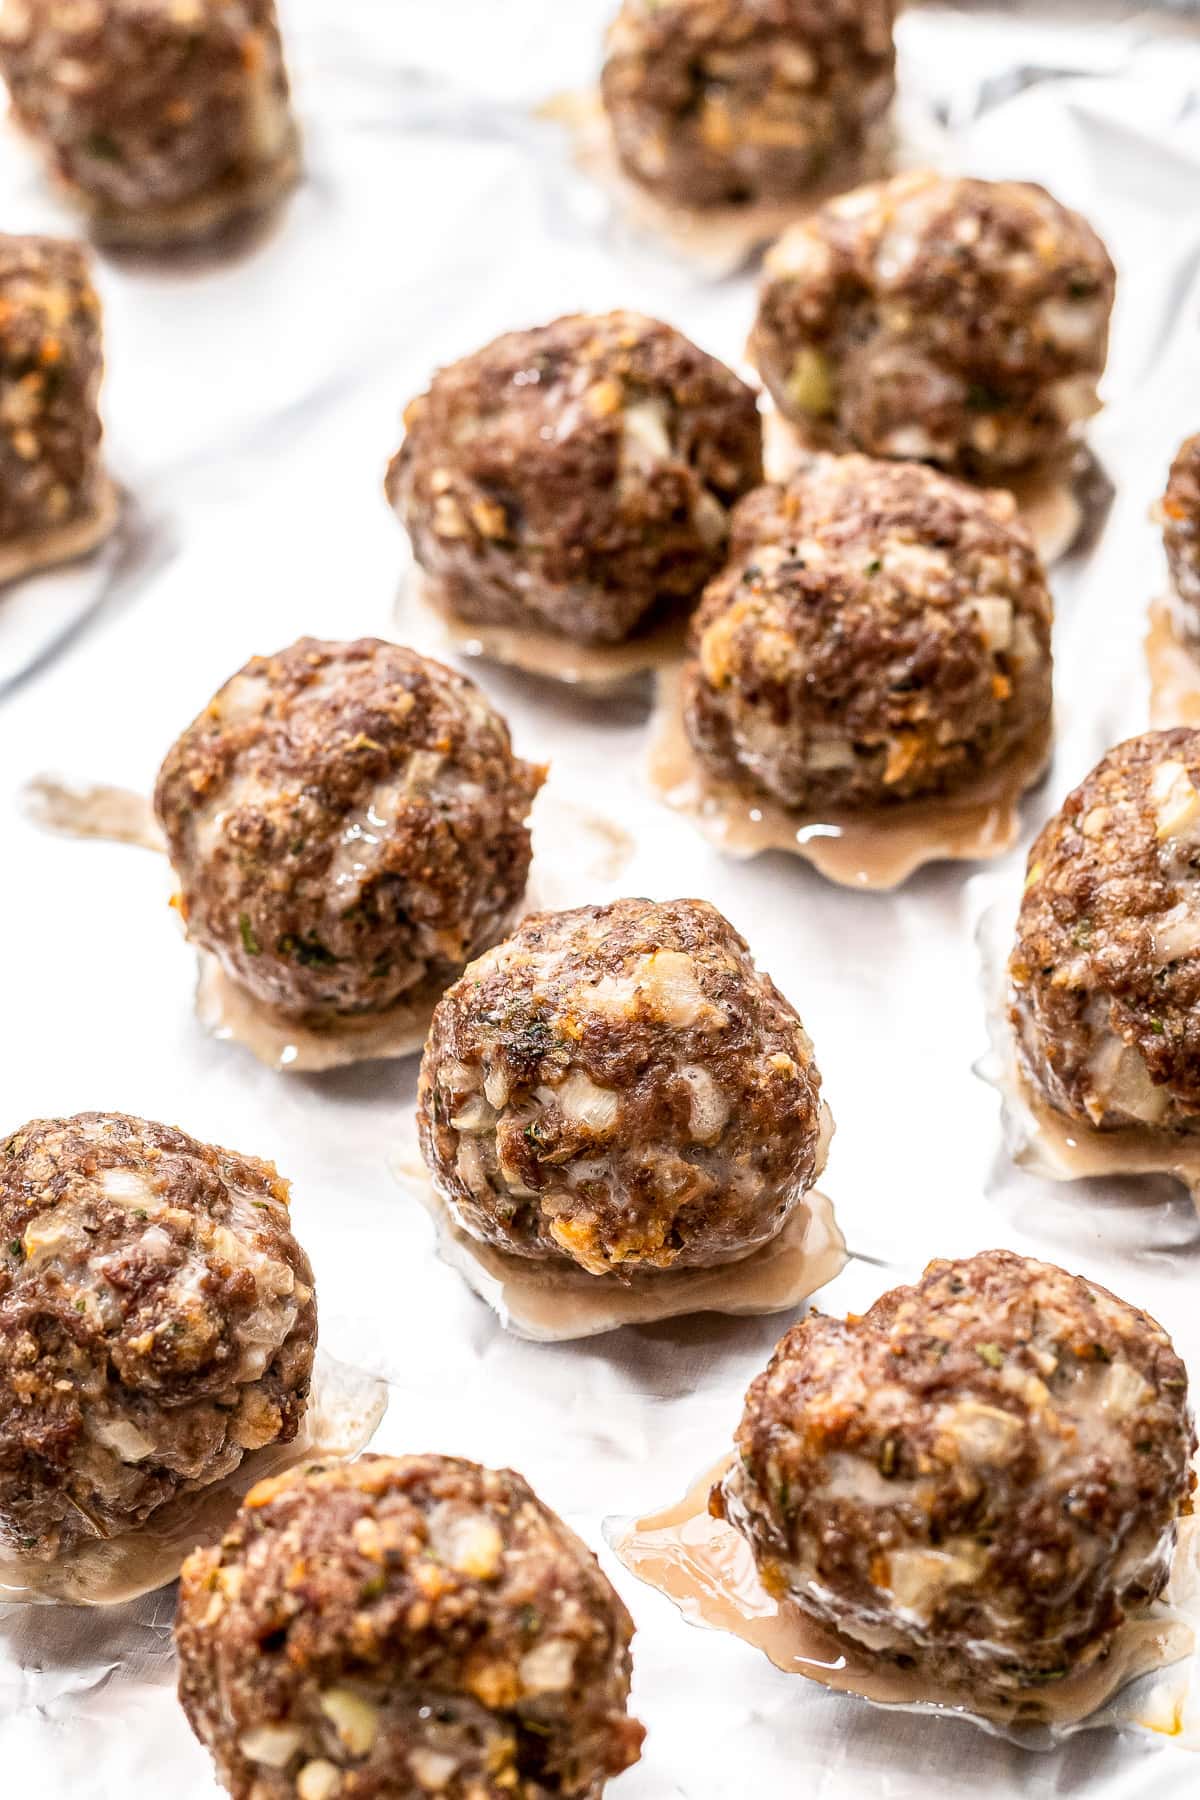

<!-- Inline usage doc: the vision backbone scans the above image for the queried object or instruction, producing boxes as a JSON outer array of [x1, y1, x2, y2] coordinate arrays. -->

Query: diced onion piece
[[1152, 760, 1200, 843], [1037, 296, 1104, 351], [621, 399, 673, 469], [297, 1762, 343, 1800], [450, 1095, 497, 1133], [972, 597, 1014, 654], [1099, 1361, 1153, 1421], [1153, 899, 1200, 964], [884, 1546, 983, 1618], [519, 1638, 578, 1695], [679, 1065, 730, 1143], [482, 1066, 511, 1109], [551, 1069, 621, 1135], [319, 1688, 379, 1757], [239, 1724, 304, 1768], [409, 1750, 459, 1793], [89, 1415, 156, 1463]]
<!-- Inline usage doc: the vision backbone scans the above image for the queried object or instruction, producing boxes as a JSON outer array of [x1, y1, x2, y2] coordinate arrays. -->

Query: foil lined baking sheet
[[4, 1, 1200, 1794]]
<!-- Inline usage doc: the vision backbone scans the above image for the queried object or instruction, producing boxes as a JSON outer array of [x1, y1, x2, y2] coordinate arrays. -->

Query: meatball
[[683, 453, 1053, 810], [600, 0, 895, 210], [0, 1112, 315, 1559], [154, 638, 544, 1028], [1009, 729, 1200, 1133], [714, 1249, 1195, 1698], [0, 0, 296, 241], [751, 171, 1115, 479], [1161, 435, 1200, 642], [386, 312, 763, 646], [176, 1453, 644, 1800], [417, 897, 826, 1277], [0, 234, 109, 559]]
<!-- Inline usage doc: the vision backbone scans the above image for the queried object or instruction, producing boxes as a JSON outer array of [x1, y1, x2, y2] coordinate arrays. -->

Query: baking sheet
[[4, 1, 1200, 1795]]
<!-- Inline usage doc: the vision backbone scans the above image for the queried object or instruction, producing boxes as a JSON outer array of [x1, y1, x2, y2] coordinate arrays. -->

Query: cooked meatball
[[154, 638, 544, 1028], [0, 1112, 315, 1559], [1009, 729, 1200, 1133], [176, 1454, 644, 1800], [386, 312, 764, 646], [0, 234, 107, 553], [714, 1250, 1195, 1698], [600, 0, 896, 209], [0, 0, 295, 240], [683, 453, 1053, 810], [417, 897, 826, 1276], [751, 171, 1115, 479], [1161, 435, 1200, 642]]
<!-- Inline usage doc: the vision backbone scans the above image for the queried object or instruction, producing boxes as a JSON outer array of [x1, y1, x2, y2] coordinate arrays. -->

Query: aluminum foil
[[3, 0, 1200, 1794]]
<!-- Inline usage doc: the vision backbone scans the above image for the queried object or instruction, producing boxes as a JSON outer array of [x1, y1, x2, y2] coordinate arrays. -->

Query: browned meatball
[[386, 312, 764, 646], [0, 1112, 315, 1559], [417, 897, 827, 1276], [0, 0, 296, 241], [751, 172, 1115, 479], [154, 638, 544, 1028], [176, 1454, 645, 1800], [1010, 729, 1200, 1132], [714, 1250, 1195, 1699], [683, 453, 1053, 810], [1161, 435, 1200, 642], [600, 0, 895, 209], [0, 233, 107, 553]]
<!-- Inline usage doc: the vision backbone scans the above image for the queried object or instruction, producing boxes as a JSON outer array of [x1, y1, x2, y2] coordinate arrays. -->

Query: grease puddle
[[0, 1353, 386, 1607], [976, 904, 1200, 1203], [608, 1455, 1197, 1744], [22, 777, 632, 1072], [390, 1111, 843, 1342], [648, 667, 1050, 890]]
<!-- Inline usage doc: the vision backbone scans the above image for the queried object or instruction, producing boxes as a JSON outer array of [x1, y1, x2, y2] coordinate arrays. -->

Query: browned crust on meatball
[[0, 233, 106, 547], [387, 312, 763, 646], [417, 897, 825, 1276], [601, 0, 895, 209], [1161, 434, 1200, 641], [751, 171, 1115, 479], [0, 0, 295, 235], [154, 637, 544, 1027], [715, 1249, 1196, 1696], [0, 1112, 316, 1558], [683, 452, 1053, 810], [175, 1453, 644, 1800], [1010, 729, 1200, 1132]]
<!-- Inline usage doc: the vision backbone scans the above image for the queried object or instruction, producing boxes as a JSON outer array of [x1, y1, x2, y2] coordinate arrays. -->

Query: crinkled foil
[[4, 1, 1200, 1794]]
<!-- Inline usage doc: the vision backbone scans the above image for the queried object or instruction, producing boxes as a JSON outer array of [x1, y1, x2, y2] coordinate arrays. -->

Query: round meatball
[[1161, 435, 1200, 642], [683, 453, 1053, 810], [386, 312, 764, 646], [0, 1112, 315, 1559], [600, 0, 896, 209], [0, 233, 106, 552], [154, 638, 544, 1028], [1009, 729, 1200, 1133], [176, 1453, 644, 1800], [751, 171, 1115, 479], [714, 1250, 1195, 1698], [0, 0, 295, 238], [417, 897, 826, 1276]]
